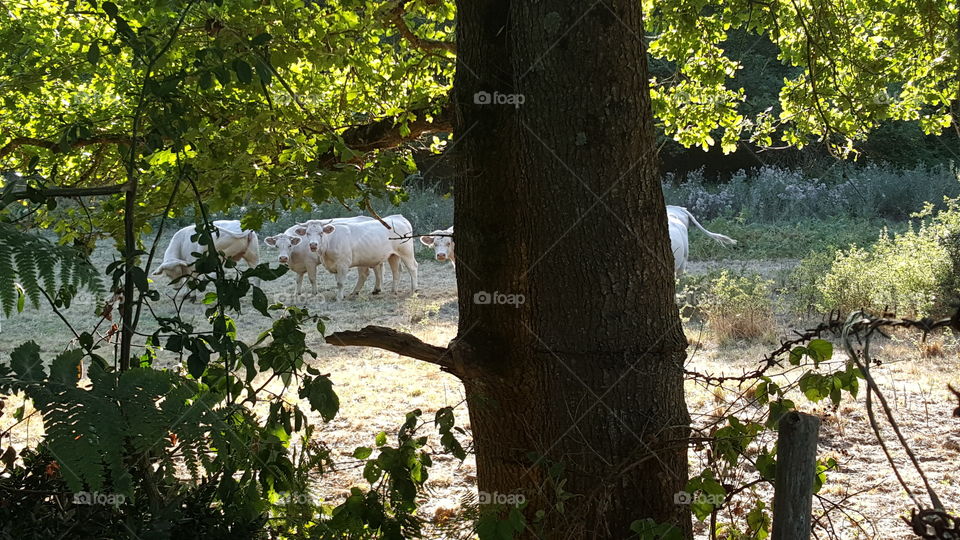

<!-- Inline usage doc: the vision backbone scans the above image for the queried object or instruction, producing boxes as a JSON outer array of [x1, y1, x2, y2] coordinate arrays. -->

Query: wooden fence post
[[772, 411, 821, 540]]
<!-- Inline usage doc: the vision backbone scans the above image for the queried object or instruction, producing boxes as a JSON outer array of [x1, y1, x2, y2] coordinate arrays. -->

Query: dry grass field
[[1, 240, 958, 539]]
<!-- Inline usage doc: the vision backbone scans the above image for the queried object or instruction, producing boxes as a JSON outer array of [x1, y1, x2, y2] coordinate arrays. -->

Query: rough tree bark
[[451, 0, 691, 537]]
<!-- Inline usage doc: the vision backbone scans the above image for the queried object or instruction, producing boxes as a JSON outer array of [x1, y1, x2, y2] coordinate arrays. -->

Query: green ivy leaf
[[363, 460, 382, 484], [10, 341, 44, 381], [233, 59, 253, 84], [299, 375, 339, 421], [86, 42, 101, 65], [251, 286, 269, 316], [250, 32, 273, 47], [199, 71, 214, 90], [807, 339, 833, 364], [50, 349, 83, 385]]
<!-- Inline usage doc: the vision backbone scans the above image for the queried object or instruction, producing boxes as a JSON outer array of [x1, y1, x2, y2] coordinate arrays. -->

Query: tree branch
[[325, 325, 454, 371], [2, 105, 451, 174], [0, 135, 130, 159], [318, 104, 452, 167], [386, 0, 456, 54], [6, 183, 130, 200]]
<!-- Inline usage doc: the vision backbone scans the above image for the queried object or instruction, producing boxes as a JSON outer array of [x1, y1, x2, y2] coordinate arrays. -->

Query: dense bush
[[680, 270, 777, 345], [795, 200, 960, 317]]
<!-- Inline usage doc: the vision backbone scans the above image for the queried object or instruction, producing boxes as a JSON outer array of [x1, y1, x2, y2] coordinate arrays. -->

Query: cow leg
[[307, 264, 318, 296], [351, 267, 369, 296], [295, 272, 305, 296], [334, 265, 348, 302], [401, 252, 419, 293], [372, 263, 383, 295], [387, 255, 401, 294]]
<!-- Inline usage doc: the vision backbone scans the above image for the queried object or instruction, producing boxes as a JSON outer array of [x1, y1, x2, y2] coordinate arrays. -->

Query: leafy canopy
[[1, 0, 955, 237]]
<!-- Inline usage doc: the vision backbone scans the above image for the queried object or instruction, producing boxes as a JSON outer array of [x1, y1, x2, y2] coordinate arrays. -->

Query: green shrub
[[786, 249, 835, 315], [810, 211, 958, 317], [681, 270, 776, 345]]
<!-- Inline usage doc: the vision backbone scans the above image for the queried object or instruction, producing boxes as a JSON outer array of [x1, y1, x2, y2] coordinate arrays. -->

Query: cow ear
[[322, 224, 336, 234], [294, 227, 307, 236], [265, 236, 277, 246], [290, 236, 301, 245], [420, 235, 435, 246]]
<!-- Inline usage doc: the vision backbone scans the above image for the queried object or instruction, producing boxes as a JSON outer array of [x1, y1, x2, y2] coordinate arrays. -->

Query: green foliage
[[315, 406, 470, 539], [685, 469, 727, 521], [0, 0, 452, 239], [681, 270, 776, 344], [712, 416, 765, 466], [0, 223, 101, 316], [630, 519, 684, 540], [647, 0, 959, 154], [814, 219, 954, 316], [786, 249, 836, 314], [0, 447, 271, 538]]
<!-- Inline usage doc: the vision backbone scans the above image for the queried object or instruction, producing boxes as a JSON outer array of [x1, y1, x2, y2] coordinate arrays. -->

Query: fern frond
[[0, 246, 14, 316], [14, 247, 39, 308], [32, 386, 123, 493], [0, 223, 102, 316]]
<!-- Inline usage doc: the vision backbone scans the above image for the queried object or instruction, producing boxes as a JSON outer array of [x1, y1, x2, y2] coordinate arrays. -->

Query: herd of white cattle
[[151, 206, 734, 300]]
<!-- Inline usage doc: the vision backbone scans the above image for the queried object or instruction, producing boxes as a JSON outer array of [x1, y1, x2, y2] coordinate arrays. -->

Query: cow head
[[420, 229, 455, 263], [152, 259, 192, 281], [265, 234, 301, 265], [295, 220, 336, 253]]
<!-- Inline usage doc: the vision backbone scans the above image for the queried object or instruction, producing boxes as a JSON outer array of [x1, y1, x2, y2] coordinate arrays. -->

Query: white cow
[[152, 220, 259, 282], [666, 206, 737, 275], [419, 226, 455, 267], [295, 214, 418, 301], [265, 217, 387, 297]]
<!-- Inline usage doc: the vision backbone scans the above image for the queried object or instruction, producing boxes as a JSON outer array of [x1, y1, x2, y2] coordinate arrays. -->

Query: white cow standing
[[296, 214, 418, 301], [152, 220, 260, 282], [419, 226, 455, 268], [265, 216, 388, 297], [666, 206, 736, 275]]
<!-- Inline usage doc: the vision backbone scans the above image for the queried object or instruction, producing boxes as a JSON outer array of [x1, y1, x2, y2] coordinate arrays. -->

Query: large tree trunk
[[451, 1, 692, 537]]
